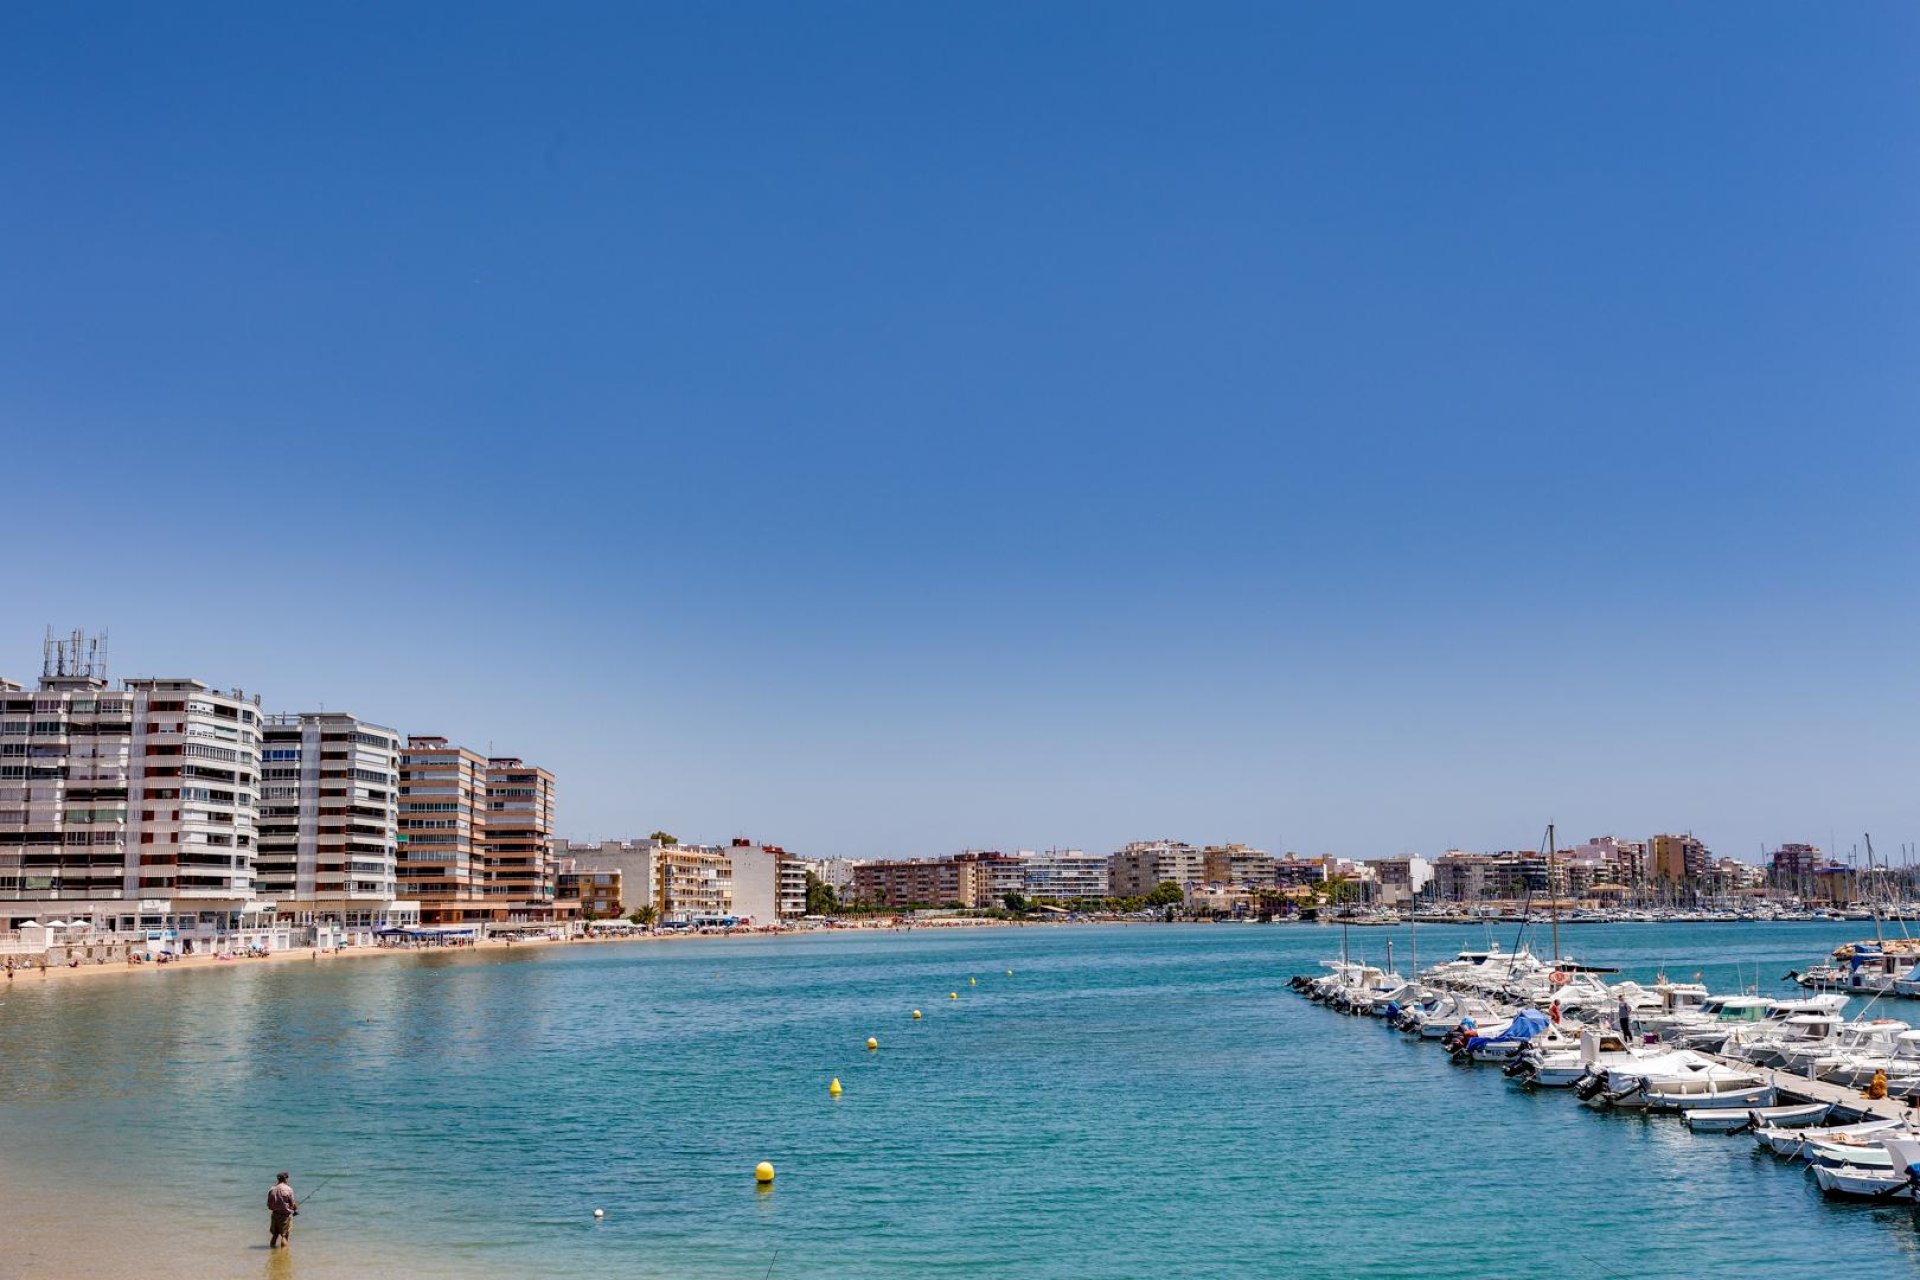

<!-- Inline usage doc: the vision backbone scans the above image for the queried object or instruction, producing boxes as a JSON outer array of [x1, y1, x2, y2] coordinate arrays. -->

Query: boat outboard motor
[[1571, 1069, 1608, 1100], [1597, 1075, 1651, 1106], [1873, 1163, 1920, 1201]]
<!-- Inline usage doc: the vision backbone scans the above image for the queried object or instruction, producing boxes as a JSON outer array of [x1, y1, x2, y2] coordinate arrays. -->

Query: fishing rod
[[295, 1173, 344, 1211]]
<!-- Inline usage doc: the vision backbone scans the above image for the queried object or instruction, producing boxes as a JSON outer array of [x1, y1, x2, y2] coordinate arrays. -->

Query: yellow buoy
[[754, 1161, 776, 1184], [970, 977, 977, 986], [912, 1009, 922, 1019], [829, 1077, 843, 1096], [1007, 969, 1013, 976], [950, 991, 958, 999], [866, 1037, 879, 1051]]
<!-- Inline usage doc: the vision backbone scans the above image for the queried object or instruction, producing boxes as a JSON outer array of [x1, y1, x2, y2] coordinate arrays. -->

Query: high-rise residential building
[[850, 856, 990, 908], [257, 712, 409, 941], [0, 635, 275, 949], [1020, 848, 1109, 901], [397, 740, 562, 925], [1107, 840, 1205, 897], [397, 736, 490, 923], [481, 756, 561, 920], [1651, 833, 1710, 885]]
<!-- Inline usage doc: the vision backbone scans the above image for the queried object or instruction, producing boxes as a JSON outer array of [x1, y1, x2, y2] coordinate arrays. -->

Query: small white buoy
[[593, 1208, 605, 1219]]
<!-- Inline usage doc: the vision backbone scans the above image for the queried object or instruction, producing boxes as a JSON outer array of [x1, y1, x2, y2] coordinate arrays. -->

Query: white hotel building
[[0, 651, 286, 950]]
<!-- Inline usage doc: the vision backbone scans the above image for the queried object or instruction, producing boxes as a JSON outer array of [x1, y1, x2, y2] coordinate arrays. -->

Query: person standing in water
[[267, 1172, 298, 1248]]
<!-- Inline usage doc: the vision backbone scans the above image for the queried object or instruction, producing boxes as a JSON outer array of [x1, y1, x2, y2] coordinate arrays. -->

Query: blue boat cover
[[1468, 1008, 1551, 1051]]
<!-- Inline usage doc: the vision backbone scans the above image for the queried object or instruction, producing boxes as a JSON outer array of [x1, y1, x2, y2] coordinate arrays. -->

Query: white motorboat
[[1720, 1013, 1844, 1068], [1588, 1052, 1774, 1111], [1514, 1029, 1649, 1088], [1683, 1102, 1830, 1133], [1812, 1137, 1920, 1199], [1812, 1027, 1920, 1088], [1755, 1116, 1904, 1160], [1410, 992, 1502, 1039]]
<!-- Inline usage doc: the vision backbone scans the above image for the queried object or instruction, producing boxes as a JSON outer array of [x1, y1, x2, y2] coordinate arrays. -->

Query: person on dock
[[267, 1172, 298, 1249]]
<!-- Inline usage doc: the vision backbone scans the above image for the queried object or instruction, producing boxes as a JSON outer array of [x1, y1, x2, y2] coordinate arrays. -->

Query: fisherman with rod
[[267, 1171, 340, 1249]]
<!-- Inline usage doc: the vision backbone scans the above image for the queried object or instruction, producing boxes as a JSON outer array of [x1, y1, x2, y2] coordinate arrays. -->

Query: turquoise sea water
[[4, 921, 1920, 1279]]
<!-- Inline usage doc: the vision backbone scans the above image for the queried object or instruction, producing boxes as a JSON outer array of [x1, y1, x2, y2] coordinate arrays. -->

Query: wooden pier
[[1701, 1051, 1913, 1123]]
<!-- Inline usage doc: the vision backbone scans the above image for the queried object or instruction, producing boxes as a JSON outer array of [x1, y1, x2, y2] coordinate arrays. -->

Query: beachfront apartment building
[[1020, 848, 1109, 900], [657, 843, 732, 921], [0, 637, 283, 949], [850, 856, 990, 909], [1107, 840, 1206, 897], [559, 839, 656, 914], [399, 739, 564, 925], [482, 757, 563, 919], [257, 712, 414, 942], [398, 737, 489, 922], [722, 840, 806, 923], [557, 868, 623, 918]]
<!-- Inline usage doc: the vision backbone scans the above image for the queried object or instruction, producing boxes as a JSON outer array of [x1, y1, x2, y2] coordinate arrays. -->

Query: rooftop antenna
[[43, 627, 108, 681]]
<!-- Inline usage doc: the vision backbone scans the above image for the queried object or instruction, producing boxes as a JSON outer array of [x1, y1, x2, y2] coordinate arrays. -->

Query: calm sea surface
[[4, 921, 1920, 1279]]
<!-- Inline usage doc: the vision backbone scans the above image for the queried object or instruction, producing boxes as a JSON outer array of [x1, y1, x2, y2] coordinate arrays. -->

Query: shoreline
[[0, 914, 1105, 990]]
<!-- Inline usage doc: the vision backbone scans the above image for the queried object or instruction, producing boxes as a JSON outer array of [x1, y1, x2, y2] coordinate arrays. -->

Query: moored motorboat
[[1683, 1101, 1830, 1133]]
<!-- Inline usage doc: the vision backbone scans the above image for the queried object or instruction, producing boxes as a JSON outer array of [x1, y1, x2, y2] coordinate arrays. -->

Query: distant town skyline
[[6, 6, 1916, 861]]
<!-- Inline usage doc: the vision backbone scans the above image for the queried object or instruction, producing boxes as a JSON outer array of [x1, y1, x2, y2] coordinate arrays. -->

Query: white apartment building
[[257, 712, 416, 944], [803, 857, 864, 891], [1020, 848, 1109, 900], [0, 636, 281, 951], [1108, 839, 1206, 897], [723, 841, 807, 923]]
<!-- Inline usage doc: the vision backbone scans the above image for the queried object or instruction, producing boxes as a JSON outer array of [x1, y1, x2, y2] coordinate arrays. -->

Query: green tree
[[1003, 892, 1033, 914], [805, 871, 840, 916], [649, 831, 679, 846], [629, 904, 659, 927], [1145, 881, 1185, 907]]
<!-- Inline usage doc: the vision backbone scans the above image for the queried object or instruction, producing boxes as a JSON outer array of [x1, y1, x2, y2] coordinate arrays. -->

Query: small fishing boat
[[1812, 1137, 1920, 1199], [1683, 1102, 1830, 1133], [1755, 1116, 1904, 1159]]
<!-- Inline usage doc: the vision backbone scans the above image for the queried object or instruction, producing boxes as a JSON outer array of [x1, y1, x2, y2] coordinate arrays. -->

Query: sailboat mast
[[1548, 822, 1560, 964]]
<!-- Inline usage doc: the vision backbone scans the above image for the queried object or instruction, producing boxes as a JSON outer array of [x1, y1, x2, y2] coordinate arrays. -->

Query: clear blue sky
[[4, 4, 1916, 861]]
